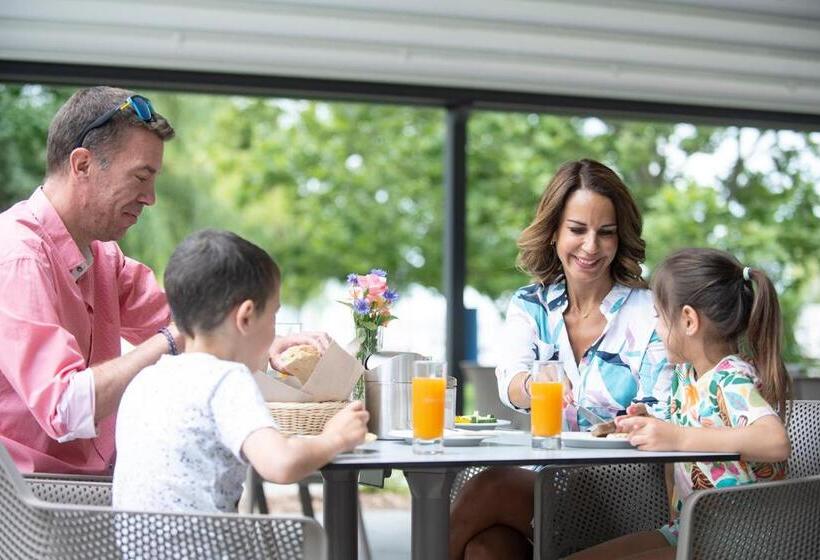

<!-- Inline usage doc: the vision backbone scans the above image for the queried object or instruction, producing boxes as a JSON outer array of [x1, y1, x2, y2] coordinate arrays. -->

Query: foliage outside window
[[1, 84, 817, 362]]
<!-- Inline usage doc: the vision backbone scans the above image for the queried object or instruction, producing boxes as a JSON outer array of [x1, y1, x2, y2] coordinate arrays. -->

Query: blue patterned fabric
[[496, 277, 672, 430]]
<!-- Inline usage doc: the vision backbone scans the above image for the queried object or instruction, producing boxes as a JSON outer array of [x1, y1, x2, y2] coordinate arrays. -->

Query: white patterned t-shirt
[[113, 352, 276, 513]]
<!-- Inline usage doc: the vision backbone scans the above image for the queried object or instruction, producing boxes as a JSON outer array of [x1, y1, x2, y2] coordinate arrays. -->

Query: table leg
[[322, 469, 359, 560], [404, 467, 457, 560]]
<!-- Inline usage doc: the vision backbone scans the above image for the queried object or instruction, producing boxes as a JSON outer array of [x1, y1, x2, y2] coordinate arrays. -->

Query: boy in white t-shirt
[[113, 229, 368, 513]]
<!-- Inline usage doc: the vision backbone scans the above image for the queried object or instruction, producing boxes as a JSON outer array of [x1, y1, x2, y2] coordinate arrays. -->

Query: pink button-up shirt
[[0, 188, 170, 474]]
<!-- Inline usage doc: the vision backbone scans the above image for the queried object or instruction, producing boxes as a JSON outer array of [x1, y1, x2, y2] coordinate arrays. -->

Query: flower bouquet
[[341, 269, 398, 400]]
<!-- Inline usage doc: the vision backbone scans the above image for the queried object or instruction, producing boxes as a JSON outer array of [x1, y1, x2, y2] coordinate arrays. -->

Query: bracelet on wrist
[[159, 326, 179, 356], [523, 373, 533, 398]]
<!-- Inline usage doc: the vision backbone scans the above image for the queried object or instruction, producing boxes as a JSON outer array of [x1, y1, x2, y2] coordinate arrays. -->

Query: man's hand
[[615, 415, 683, 451], [268, 332, 332, 371], [321, 401, 370, 453]]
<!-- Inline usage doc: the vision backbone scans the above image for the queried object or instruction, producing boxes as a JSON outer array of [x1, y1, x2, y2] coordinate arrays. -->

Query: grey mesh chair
[[785, 399, 820, 478], [0, 446, 326, 559], [449, 463, 667, 559], [24, 473, 113, 506], [676, 474, 820, 560], [536, 462, 668, 558], [671, 400, 820, 559]]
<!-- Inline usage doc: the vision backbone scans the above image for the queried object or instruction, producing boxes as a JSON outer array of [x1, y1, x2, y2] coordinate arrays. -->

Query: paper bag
[[253, 340, 364, 403]]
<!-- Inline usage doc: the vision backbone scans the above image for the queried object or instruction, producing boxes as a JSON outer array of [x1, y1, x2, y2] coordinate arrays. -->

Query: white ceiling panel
[[1, 0, 819, 115]]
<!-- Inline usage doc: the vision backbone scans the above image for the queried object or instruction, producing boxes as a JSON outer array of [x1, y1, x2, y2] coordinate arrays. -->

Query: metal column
[[444, 104, 469, 414]]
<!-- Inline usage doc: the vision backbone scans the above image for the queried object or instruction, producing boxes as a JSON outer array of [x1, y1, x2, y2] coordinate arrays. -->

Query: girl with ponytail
[[566, 248, 791, 560]]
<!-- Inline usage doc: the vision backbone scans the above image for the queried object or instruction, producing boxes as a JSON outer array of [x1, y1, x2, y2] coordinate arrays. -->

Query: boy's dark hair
[[164, 229, 280, 337]]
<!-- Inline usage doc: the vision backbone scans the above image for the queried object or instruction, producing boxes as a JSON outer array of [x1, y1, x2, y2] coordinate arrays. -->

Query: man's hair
[[46, 86, 175, 176], [164, 230, 281, 337]]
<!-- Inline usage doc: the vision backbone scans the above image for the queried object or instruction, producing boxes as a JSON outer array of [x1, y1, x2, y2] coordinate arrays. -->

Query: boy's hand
[[322, 401, 369, 453], [615, 415, 682, 451], [269, 332, 332, 370]]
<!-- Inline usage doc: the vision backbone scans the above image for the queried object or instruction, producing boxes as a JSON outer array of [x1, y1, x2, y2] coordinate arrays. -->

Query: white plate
[[560, 431, 634, 449], [388, 430, 489, 447], [453, 419, 512, 431]]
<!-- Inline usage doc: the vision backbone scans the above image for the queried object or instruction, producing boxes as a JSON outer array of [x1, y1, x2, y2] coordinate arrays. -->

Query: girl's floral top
[[496, 278, 672, 430], [664, 355, 786, 517]]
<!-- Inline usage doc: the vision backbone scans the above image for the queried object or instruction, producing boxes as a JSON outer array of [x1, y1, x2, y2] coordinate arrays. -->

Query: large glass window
[[467, 111, 820, 364]]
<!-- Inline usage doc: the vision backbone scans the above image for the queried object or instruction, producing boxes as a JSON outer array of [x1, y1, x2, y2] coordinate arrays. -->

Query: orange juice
[[531, 381, 562, 437], [412, 377, 446, 439]]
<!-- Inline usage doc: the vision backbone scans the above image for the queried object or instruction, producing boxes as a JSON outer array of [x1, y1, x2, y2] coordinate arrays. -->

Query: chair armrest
[[25, 477, 113, 506], [676, 475, 820, 560]]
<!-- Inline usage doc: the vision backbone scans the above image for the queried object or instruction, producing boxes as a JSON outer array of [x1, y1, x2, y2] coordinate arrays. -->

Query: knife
[[576, 405, 607, 427]]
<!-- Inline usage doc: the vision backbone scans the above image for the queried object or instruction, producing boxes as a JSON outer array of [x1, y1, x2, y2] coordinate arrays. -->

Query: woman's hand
[[563, 377, 575, 407], [615, 415, 683, 451], [268, 332, 332, 370]]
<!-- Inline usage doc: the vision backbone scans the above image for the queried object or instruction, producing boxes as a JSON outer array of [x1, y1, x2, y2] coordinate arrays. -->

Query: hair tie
[[742, 266, 752, 282]]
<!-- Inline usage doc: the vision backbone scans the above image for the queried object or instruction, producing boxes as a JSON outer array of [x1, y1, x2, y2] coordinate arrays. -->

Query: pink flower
[[358, 273, 387, 297]]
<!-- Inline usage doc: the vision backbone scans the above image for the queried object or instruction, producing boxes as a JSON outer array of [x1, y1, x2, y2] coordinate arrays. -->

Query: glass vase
[[352, 324, 383, 401]]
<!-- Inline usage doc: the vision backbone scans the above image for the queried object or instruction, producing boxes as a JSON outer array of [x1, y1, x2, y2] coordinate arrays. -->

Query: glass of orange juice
[[412, 360, 446, 454], [530, 360, 564, 449]]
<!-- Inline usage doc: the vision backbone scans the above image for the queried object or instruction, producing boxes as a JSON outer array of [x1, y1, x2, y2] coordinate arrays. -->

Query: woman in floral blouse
[[565, 248, 790, 560], [450, 159, 673, 559]]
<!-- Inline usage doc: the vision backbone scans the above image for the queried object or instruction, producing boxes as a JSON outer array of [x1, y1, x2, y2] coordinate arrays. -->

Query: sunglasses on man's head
[[74, 95, 155, 149]]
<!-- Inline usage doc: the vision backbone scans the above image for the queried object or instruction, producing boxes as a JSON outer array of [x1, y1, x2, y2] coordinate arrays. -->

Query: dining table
[[320, 430, 740, 560]]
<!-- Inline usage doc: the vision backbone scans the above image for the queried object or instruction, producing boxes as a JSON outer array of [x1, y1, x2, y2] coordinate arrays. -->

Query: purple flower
[[346, 273, 359, 286], [370, 268, 387, 277], [384, 289, 399, 303], [353, 298, 370, 314]]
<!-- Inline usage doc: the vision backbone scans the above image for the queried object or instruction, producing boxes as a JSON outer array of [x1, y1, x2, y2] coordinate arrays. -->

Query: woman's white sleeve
[[495, 298, 538, 411]]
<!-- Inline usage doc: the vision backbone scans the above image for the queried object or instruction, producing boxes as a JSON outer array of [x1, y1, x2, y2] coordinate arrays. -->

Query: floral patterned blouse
[[496, 278, 672, 430], [664, 355, 786, 518]]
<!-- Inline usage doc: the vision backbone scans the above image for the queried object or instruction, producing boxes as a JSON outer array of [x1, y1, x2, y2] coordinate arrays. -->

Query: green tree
[[1, 84, 816, 360]]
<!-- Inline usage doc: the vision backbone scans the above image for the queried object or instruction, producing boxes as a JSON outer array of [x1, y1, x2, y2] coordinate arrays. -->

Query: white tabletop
[[324, 431, 739, 470]]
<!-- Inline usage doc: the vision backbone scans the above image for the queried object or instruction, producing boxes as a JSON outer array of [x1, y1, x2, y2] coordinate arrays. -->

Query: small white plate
[[453, 419, 512, 431], [560, 431, 634, 449], [388, 430, 489, 447]]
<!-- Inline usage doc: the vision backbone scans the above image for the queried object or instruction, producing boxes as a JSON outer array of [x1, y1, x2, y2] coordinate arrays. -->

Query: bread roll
[[590, 419, 617, 438], [279, 344, 321, 384]]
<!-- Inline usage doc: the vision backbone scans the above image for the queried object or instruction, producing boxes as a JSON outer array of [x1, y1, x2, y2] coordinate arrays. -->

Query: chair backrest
[[460, 362, 531, 430], [786, 400, 820, 479], [676, 474, 820, 560], [449, 466, 487, 504], [538, 463, 669, 558], [0, 444, 326, 560]]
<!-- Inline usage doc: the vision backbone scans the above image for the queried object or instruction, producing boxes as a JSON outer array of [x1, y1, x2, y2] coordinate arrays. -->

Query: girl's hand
[[615, 415, 683, 451], [625, 403, 648, 416]]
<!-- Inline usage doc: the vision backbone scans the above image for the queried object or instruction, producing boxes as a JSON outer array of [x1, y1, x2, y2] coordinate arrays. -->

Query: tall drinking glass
[[530, 360, 564, 449], [412, 360, 446, 454]]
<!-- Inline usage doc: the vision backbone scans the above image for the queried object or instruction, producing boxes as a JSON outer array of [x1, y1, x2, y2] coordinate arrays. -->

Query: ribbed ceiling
[[1, 0, 819, 115]]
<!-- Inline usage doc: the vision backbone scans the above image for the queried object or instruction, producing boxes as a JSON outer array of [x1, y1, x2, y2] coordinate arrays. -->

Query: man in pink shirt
[[0, 86, 181, 474]]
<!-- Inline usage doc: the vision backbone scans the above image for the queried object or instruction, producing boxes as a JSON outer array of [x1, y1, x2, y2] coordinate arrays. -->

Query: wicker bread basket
[[266, 401, 348, 435]]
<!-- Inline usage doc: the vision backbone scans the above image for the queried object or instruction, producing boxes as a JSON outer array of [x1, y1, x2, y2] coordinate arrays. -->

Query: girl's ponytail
[[745, 268, 791, 419]]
